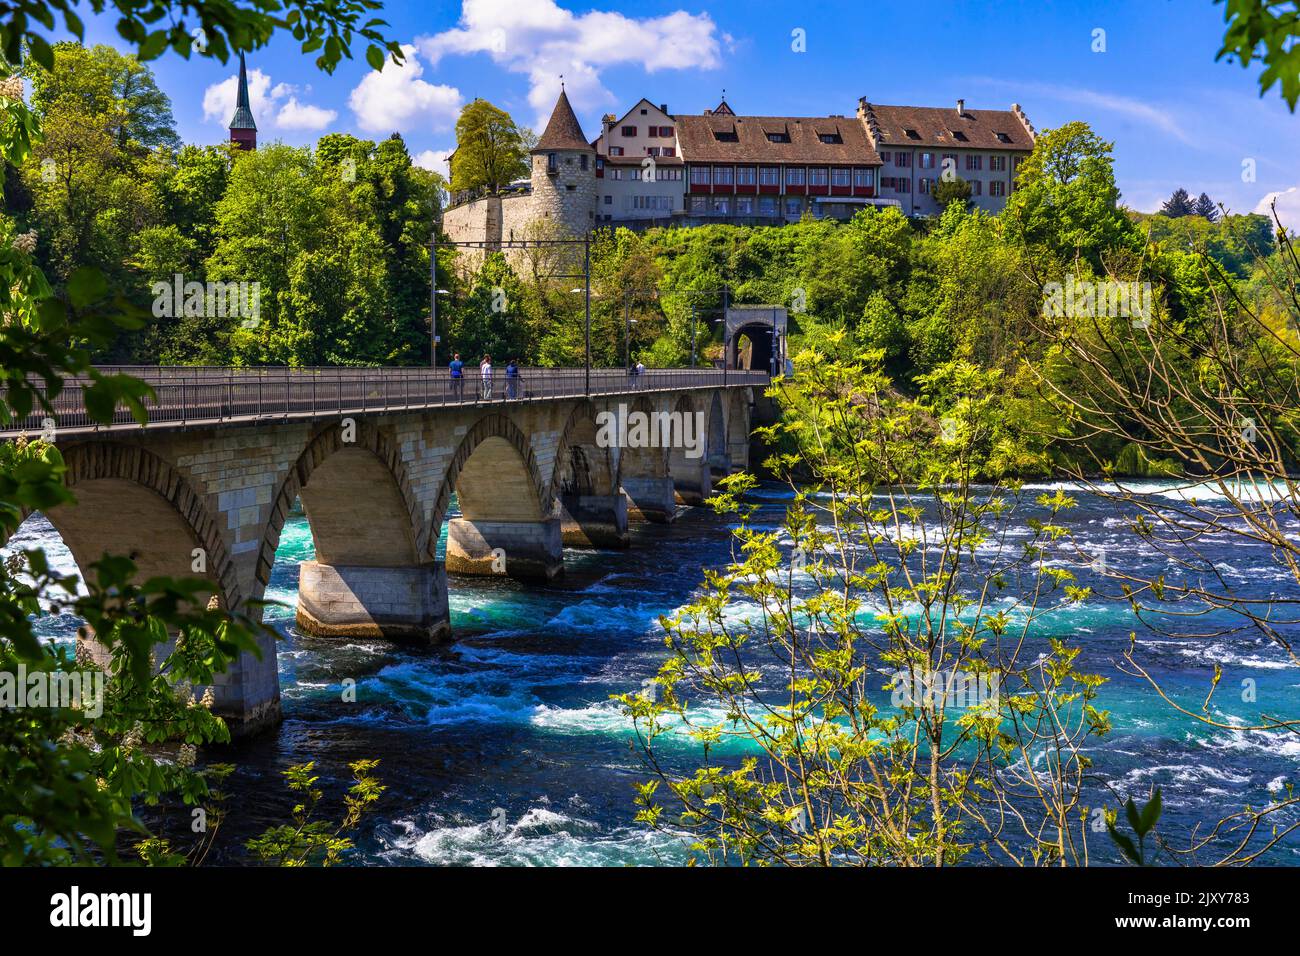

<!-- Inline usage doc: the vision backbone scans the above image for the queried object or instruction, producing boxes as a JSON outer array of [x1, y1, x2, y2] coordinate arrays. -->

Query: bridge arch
[[706, 390, 729, 475], [439, 413, 562, 580], [619, 395, 674, 523], [22, 443, 280, 734], [44, 442, 241, 608], [727, 388, 753, 472], [664, 392, 712, 506], [552, 401, 627, 548], [265, 422, 446, 646], [260, 422, 430, 586]]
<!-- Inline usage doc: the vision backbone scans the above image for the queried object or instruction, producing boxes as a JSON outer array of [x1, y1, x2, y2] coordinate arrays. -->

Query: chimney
[[660, 103, 668, 114], [956, 98, 965, 116]]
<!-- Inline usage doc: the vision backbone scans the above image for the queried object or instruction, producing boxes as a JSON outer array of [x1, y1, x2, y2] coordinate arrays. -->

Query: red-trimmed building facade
[[589, 96, 1036, 225]]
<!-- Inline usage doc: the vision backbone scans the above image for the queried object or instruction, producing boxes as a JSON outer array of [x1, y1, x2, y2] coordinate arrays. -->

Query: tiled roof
[[860, 102, 1034, 151], [535, 89, 591, 151], [675, 114, 880, 165]]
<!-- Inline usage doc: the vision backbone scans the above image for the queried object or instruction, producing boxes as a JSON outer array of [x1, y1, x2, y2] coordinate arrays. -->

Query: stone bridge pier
[[4, 375, 755, 737]]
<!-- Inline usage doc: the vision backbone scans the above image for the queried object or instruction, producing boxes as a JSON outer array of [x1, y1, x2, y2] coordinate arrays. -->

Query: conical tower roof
[[534, 88, 589, 151], [229, 52, 257, 131]]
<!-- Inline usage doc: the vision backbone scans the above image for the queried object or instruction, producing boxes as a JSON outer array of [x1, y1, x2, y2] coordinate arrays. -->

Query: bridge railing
[[2, 367, 769, 437]]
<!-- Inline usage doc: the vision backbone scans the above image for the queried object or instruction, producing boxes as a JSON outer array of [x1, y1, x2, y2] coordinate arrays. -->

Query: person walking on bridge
[[449, 352, 464, 400], [505, 358, 520, 399], [480, 354, 493, 400]]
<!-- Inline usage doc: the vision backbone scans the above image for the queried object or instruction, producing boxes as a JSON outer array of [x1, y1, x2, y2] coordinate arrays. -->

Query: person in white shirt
[[480, 354, 493, 400]]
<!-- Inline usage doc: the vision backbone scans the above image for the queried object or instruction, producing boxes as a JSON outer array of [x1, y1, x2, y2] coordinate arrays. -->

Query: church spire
[[229, 52, 257, 150]]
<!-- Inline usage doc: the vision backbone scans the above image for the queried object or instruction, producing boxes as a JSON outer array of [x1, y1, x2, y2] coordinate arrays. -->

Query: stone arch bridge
[[1, 367, 764, 736]]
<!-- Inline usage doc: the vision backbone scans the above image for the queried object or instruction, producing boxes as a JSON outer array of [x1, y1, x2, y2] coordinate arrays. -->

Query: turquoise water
[[6, 482, 1299, 865]]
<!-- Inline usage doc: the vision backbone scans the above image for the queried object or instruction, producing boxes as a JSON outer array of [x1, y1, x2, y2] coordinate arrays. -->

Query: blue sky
[[77, 0, 1300, 222]]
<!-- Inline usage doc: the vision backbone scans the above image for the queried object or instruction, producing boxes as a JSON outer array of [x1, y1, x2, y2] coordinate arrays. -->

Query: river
[[6, 480, 1299, 865]]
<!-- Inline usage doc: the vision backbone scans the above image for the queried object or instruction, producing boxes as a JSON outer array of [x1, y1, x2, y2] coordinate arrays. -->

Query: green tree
[[930, 175, 972, 209], [450, 99, 530, 196], [1193, 191, 1219, 221], [623, 345, 1108, 866], [1160, 186, 1194, 217], [1003, 121, 1139, 273], [26, 43, 179, 151]]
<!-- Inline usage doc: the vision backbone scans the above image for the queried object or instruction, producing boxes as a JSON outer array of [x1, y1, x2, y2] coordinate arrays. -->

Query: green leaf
[[1137, 788, 1162, 836], [67, 267, 109, 308], [28, 34, 54, 71], [1124, 795, 1141, 836], [1107, 825, 1142, 866]]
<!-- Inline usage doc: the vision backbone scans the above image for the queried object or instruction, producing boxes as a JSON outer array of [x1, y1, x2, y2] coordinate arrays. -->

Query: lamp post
[[690, 303, 698, 367], [430, 210, 447, 368], [584, 237, 591, 395]]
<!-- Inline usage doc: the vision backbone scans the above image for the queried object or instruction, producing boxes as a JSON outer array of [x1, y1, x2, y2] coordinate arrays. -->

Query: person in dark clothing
[[506, 359, 520, 399], [449, 352, 464, 400]]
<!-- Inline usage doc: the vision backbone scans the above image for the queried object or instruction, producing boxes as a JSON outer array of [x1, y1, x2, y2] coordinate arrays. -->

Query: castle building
[[228, 52, 257, 150], [857, 98, 1036, 216], [530, 87, 597, 235], [442, 88, 1035, 255]]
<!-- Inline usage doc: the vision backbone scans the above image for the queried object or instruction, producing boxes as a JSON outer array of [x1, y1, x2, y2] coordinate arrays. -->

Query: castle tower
[[529, 86, 595, 236], [228, 52, 257, 150]]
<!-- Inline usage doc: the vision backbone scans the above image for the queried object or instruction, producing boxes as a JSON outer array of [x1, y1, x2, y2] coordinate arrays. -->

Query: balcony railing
[[1, 366, 769, 438]]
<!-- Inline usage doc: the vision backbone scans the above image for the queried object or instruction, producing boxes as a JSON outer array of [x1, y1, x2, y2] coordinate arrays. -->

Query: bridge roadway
[[1, 366, 767, 735]]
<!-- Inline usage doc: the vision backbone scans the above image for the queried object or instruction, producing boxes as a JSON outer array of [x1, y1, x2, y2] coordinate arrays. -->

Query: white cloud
[[417, 0, 722, 125], [1255, 186, 1300, 233], [969, 77, 1193, 146], [414, 149, 453, 179], [202, 68, 276, 125], [277, 97, 338, 131], [348, 44, 463, 134], [202, 70, 336, 132]]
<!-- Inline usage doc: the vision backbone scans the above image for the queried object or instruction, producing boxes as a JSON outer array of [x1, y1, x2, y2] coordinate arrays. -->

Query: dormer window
[[818, 132, 843, 144], [995, 131, 1012, 143], [904, 128, 921, 140], [713, 128, 739, 142], [950, 130, 969, 142]]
